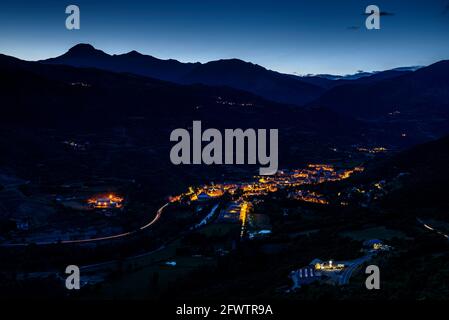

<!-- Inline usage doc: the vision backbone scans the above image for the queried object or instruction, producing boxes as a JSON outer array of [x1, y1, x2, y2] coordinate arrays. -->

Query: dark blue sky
[[0, 0, 448, 75]]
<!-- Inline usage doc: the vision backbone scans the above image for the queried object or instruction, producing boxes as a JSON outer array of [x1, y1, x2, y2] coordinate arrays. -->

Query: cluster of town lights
[[87, 194, 124, 209]]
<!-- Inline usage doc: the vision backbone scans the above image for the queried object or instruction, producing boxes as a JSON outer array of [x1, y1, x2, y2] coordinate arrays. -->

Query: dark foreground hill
[[310, 60, 449, 120], [309, 60, 449, 141], [341, 134, 449, 214]]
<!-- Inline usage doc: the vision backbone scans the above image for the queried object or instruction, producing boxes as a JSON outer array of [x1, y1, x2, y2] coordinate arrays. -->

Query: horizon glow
[[0, 0, 448, 75]]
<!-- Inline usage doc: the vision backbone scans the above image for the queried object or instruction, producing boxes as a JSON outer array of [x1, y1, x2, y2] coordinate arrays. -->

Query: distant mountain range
[[1, 52, 374, 168], [1, 45, 449, 193], [310, 66, 422, 81], [1, 44, 449, 145], [296, 68, 419, 89], [40, 44, 422, 107], [41, 44, 324, 106]]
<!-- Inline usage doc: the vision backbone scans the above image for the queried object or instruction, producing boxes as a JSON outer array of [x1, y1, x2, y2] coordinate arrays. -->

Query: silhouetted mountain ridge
[[42, 44, 430, 106], [41, 44, 325, 106], [66, 43, 105, 56], [0, 52, 376, 172]]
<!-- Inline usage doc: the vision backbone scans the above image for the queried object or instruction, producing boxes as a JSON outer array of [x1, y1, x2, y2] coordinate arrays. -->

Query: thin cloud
[[362, 11, 395, 16]]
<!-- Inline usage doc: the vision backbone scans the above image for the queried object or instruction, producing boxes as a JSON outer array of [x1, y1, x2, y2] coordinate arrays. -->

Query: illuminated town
[[356, 146, 388, 154], [171, 164, 363, 204], [167, 164, 364, 239]]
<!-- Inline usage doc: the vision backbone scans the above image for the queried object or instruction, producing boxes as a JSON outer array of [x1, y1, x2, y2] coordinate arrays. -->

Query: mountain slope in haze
[[298, 68, 415, 89], [314, 66, 420, 80], [41, 44, 325, 106]]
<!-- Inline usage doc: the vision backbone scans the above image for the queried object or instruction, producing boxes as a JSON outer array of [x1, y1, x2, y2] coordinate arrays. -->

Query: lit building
[[88, 194, 124, 209], [363, 239, 391, 252], [313, 259, 345, 271]]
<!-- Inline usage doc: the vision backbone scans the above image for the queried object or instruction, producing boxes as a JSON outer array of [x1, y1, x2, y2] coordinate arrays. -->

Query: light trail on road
[[139, 202, 169, 231], [2, 202, 170, 246], [417, 218, 449, 241]]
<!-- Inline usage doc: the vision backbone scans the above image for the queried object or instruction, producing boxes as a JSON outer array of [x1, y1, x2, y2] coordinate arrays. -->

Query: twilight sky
[[0, 0, 448, 75]]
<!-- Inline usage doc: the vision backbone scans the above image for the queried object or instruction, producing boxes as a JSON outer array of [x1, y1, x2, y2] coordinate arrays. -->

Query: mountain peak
[[203, 58, 264, 71], [125, 50, 142, 56], [66, 43, 108, 57], [68, 43, 95, 52]]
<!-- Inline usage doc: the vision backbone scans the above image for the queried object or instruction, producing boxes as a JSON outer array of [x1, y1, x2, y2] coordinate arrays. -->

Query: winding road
[[1, 202, 170, 247], [338, 254, 373, 285], [417, 217, 449, 241]]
